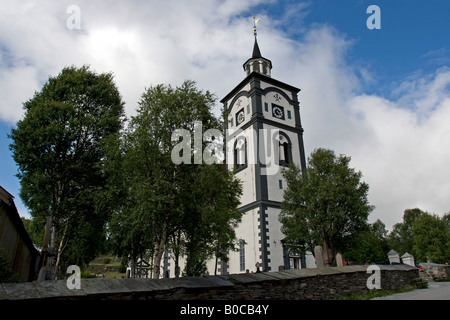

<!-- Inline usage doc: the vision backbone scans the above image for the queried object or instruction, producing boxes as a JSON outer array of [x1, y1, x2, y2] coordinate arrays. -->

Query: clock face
[[236, 109, 245, 125], [272, 105, 284, 119]]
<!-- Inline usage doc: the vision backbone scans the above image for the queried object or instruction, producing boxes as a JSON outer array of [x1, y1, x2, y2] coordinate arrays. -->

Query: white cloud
[[336, 69, 450, 229], [0, 0, 449, 229], [0, 65, 39, 122], [264, 25, 450, 230]]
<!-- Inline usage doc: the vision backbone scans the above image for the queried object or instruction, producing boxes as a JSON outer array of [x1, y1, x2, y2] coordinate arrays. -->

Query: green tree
[[9, 65, 125, 275], [21, 217, 44, 249], [180, 163, 242, 276], [344, 219, 389, 264], [387, 208, 424, 257], [412, 213, 449, 263], [444, 212, 450, 261], [443, 212, 450, 228], [108, 80, 242, 278], [280, 148, 374, 266], [0, 252, 22, 283]]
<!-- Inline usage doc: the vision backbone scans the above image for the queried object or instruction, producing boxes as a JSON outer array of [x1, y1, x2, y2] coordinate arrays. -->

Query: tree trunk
[[54, 222, 69, 278], [152, 223, 168, 279], [174, 256, 180, 279], [214, 255, 218, 276], [173, 231, 181, 278], [321, 230, 333, 267], [130, 256, 136, 278]]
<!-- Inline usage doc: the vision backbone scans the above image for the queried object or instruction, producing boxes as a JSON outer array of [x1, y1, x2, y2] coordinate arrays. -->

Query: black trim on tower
[[247, 77, 270, 272], [292, 93, 307, 172], [221, 72, 300, 106], [221, 64, 307, 273], [258, 206, 270, 271]]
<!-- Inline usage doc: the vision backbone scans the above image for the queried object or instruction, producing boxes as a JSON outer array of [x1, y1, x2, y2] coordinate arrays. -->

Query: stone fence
[[419, 263, 450, 282], [0, 264, 419, 300]]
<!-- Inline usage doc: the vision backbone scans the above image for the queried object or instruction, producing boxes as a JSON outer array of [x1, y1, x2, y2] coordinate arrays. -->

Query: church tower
[[220, 20, 311, 273]]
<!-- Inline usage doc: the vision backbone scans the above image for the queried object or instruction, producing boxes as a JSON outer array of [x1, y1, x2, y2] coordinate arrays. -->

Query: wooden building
[[0, 186, 39, 281]]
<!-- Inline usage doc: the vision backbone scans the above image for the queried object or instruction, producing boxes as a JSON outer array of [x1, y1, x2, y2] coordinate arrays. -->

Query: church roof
[[220, 71, 300, 105], [243, 36, 272, 72], [252, 37, 262, 59]]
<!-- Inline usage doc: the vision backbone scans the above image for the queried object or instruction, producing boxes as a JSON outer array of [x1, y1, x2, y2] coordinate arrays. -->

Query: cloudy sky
[[1, 0, 449, 230]]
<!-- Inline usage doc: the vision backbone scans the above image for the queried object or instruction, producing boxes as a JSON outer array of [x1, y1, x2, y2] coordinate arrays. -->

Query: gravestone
[[335, 253, 344, 267], [314, 245, 324, 267], [401, 252, 415, 267], [388, 249, 400, 264]]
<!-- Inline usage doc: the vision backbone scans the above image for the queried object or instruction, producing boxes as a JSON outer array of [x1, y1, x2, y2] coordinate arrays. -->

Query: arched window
[[277, 133, 292, 166], [234, 137, 247, 170]]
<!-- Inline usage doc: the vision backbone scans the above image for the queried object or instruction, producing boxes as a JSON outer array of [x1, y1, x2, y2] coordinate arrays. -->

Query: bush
[[81, 271, 97, 278], [0, 255, 22, 283]]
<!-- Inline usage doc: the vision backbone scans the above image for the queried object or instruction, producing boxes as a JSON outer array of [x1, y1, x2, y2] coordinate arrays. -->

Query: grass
[[81, 271, 97, 278], [81, 255, 127, 279], [335, 284, 427, 300], [104, 271, 127, 279], [435, 277, 450, 282]]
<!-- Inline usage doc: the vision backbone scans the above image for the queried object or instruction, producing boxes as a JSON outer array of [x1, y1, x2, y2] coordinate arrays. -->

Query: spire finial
[[253, 16, 260, 37], [244, 16, 272, 77]]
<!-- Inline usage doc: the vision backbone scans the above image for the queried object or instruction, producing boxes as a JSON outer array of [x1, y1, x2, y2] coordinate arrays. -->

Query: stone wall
[[0, 264, 419, 300], [420, 263, 450, 282]]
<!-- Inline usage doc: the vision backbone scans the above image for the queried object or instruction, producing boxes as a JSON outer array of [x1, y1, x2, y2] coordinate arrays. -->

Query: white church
[[130, 25, 317, 279], [159, 26, 316, 278]]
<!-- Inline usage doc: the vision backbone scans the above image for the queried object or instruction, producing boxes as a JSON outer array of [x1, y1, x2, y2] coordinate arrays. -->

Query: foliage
[[0, 252, 22, 283], [387, 208, 424, 258], [21, 217, 45, 249], [386, 209, 449, 264], [180, 163, 242, 276], [412, 212, 449, 263], [9, 65, 125, 274], [280, 148, 374, 265], [108, 80, 242, 278], [344, 219, 389, 264]]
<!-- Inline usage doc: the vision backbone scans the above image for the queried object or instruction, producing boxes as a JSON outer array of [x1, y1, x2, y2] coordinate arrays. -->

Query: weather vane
[[253, 16, 260, 37]]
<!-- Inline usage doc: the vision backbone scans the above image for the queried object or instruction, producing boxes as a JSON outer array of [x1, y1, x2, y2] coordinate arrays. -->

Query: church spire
[[243, 17, 272, 77], [252, 37, 262, 59]]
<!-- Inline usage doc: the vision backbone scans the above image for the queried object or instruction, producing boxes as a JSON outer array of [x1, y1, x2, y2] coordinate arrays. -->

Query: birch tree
[[9, 65, 125, 276], [280, 148, 374, 266], [110, 80, 242, 278]]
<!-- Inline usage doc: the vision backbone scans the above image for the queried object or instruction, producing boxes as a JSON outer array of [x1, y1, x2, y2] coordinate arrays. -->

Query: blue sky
[[269, 0, 450, 94], [1, 0, 449, 229]]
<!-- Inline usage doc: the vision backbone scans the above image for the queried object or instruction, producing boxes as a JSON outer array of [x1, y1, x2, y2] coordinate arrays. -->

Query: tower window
[[287, 110, 292, 119], [280, 142, 290, 163], [279, 180, 283, 189], [254, 62, 260, 73], [239, 240, 245, 272], [246, 104, 250, 114], [264, 102, 268, 112], [234, 137, 247, 171], [278, 133, 292, 166]]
